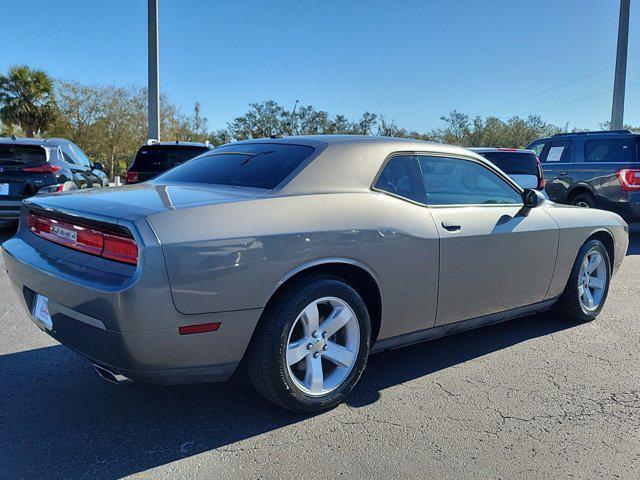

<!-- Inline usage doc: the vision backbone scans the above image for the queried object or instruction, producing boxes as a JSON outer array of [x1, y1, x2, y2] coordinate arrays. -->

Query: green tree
[[0, 65, 57, 137]]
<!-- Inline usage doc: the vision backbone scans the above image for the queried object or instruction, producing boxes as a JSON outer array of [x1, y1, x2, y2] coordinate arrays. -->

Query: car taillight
[[126, 171, 139, 184], [616, 168, 640, 191], [102, 233, 138, 264], [536, 157, 545, 190], [27, 213, 138, 265], [22, 164, 60, 173]]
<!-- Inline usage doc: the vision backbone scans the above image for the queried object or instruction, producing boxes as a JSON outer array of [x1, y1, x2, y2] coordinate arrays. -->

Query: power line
[[482, 53, 640, 113], [526, 80, 640, 115]]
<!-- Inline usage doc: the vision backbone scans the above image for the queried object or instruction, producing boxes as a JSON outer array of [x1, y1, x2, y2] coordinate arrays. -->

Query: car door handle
[[441, 220, 461, 231], [558, 171, 568, 176]]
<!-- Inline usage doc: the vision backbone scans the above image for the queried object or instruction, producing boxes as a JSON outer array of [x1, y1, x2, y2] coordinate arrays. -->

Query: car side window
[[68, 143, 92, 167], [529, 141, 545, 157], [584, 138, 635, 163], [374, 155, 426, 203], [417, 155, 522, 206], [540, 140, 572, 163], [61, 148, 76, 165]]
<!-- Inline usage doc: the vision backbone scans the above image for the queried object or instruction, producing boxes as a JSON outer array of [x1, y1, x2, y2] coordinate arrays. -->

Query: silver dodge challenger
[[2, 136, 628, 412]]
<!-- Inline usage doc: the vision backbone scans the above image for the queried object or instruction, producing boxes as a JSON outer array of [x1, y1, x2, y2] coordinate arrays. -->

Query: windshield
[[479, 151, 538, 175], [131, 145, 210, 172], [155, 143, 315, 190]]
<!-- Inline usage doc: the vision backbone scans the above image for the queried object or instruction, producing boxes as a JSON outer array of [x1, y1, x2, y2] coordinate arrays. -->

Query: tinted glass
[[0, 144, 46, 166], [374, 155, 425, 203], [478, 151, 537, 175], [584, 138, 636, 163], [418, 156, 522, 205], [132, 145, 210, 172], [156, 143, 314, 189]]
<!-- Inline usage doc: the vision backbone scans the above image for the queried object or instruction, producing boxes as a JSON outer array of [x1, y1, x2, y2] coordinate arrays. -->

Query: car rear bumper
[[2, 226, 263, 384], [0, 200, 22, 218], [595, 193, 640, 224]]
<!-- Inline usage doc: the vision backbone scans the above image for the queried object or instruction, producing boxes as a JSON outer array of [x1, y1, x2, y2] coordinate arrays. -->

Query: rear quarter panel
[[148, 192, 441, 340]]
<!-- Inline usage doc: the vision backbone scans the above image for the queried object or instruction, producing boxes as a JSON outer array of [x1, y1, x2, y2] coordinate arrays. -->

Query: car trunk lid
[[22, 182, 265, 223]]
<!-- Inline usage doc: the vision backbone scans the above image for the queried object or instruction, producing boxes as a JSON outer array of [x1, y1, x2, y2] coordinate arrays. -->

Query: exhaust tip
[[92, 364, 131, 384]]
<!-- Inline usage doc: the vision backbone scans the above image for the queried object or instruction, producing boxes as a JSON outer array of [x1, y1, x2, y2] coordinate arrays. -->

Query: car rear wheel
[[555, 239, 611, 322], [571, 192, 596, 208], [247, 275, 371, 412]]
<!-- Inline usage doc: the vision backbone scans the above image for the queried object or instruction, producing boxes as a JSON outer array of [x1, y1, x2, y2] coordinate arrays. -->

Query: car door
[[539, 139, 573, 202], [417, 154, 559, 326]]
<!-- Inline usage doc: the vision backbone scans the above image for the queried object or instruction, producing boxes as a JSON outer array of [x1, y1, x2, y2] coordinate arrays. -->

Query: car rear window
[[584, 138, 636, 163], [155, 143, 315, 190], [478, 151, 538, 175], [0, 144, 46, 167], [131, 145, 209, 172]]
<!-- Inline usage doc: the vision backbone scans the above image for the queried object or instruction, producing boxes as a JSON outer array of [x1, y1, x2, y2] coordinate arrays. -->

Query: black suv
[[125, 141, 211, 184], [527, 130, 640, 222], [0, 137, 106, 220]]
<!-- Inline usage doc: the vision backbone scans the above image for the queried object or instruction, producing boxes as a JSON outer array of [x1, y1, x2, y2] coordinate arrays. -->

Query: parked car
[[0, 137, 106, 221], [468, 148, 544, 191], [2, 136, 628, 412], [45, 138, 109, 188], [527, 130, 640, 222], [125, 140, 211, 184]]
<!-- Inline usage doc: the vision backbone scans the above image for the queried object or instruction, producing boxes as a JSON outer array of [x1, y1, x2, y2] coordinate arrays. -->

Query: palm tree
[[0, 65, 57, 137]]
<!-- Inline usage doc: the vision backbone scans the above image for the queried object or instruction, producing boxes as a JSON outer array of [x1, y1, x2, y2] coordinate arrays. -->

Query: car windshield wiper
[[240, 151, 273, 166]]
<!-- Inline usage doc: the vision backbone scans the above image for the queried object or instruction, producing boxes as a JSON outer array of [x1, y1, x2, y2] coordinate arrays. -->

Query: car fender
[[566, 181, 598, 201], [272, 257, 381, 295]]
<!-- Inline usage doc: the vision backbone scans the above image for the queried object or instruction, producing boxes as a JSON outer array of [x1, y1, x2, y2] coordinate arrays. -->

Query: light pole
[[611, 0, 630, 130], [148, 0, 160, 140]]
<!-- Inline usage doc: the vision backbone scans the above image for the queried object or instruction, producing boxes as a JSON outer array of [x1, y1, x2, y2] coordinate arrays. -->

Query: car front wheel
[[247, 275, 371, 412], [556, 239, 611, 322]]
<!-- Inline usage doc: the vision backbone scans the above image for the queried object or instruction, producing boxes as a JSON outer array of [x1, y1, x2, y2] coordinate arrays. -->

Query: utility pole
[[148, 0, 160, 140], [611, 0, 630, 130]]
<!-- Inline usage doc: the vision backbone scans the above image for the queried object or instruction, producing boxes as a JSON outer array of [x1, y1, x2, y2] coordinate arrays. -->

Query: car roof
[[142, 141, 210, 148], [222, 135, 522, 195], [0, 136, 51, 147], [469, 147, 536, 154], [531, 130, 640, 144]]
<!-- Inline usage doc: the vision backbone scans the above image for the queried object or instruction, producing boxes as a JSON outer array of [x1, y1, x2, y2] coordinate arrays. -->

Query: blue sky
[[2, 0, 639, 132]]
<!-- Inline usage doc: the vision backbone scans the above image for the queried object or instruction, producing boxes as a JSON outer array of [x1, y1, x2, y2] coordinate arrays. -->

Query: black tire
[[571, 192, 596, 208], [247, 275, 371, 412], [555, 239, 611, 322]]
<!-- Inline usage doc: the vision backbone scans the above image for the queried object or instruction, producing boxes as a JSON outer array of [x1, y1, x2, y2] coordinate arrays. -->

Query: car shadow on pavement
[[1, 310, 574, 479]]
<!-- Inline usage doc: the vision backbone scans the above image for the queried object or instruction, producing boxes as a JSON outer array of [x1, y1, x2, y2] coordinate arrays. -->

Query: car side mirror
[[93, 162, 104, 171], [522, 188, 545, 208]]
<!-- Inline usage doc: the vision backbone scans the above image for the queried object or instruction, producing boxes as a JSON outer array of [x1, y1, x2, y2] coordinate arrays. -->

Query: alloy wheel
[[285, 297, 360, 396], [578, 250, 607, 311]]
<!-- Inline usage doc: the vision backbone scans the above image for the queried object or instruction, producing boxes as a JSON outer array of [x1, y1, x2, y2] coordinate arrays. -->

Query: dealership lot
[[1, 223, 639, 480]]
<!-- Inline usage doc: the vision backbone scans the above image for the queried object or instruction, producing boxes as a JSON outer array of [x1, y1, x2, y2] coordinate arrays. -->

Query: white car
[[469, 148, 544, 192]]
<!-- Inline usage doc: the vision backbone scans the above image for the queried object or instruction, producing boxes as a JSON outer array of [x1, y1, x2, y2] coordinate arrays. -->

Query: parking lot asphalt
[[1, 221, 639, 480]]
